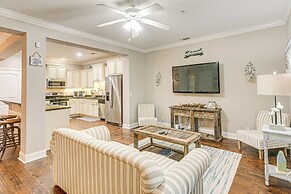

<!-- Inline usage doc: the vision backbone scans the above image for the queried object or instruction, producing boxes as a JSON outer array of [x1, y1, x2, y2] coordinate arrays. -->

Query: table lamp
[[257, 73, 291, 127]]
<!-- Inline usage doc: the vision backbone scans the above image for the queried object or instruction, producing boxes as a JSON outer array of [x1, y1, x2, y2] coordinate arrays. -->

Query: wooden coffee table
[[134, 125, 202, 156]]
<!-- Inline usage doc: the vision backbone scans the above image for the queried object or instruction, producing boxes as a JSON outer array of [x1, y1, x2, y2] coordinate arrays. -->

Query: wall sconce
[[156, 72, 162, 86], [245, 62, 256, 82]]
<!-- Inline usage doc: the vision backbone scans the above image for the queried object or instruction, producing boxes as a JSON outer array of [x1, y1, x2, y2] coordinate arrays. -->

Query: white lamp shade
[[257, 74, 291, 96]]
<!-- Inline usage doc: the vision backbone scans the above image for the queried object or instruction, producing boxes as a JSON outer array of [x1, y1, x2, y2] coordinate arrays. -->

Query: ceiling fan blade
[[141, 18, 170, 30], [97, 19, 127, 27], [96, 4, 127, 16], [138, 3, 164, 17]]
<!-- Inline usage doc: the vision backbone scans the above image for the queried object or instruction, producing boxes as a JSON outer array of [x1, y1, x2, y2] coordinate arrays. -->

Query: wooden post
[[133, 132, 138, 149], [237, 141, 241, 150], [259, 150, 264, 160], [184, 145, 189, 156]]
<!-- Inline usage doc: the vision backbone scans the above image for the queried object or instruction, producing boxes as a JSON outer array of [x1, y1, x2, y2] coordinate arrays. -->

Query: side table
[[262, 125, 291, 186]]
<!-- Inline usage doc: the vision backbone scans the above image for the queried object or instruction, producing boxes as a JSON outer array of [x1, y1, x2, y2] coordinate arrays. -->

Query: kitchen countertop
[[45, 105, 71, 111]]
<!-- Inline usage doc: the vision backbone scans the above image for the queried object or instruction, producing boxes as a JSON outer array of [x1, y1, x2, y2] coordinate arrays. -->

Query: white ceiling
[[46, 40, 117, 65], [0, 0, 290, 50]]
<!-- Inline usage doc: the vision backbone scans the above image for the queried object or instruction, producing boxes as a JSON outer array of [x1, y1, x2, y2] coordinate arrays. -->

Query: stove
[[45, 92, 69, 106]]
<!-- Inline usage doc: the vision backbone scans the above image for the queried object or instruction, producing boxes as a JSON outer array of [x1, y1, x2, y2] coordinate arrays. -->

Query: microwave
[[47, 79, 66, 88]]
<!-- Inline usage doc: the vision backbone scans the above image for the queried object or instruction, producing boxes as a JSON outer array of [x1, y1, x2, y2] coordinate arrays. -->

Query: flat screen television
[[172, 62, 220, 93]]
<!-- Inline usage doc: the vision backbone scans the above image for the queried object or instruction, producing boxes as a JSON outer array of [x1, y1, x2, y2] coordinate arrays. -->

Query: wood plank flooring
[[0, 118, 290, 193]]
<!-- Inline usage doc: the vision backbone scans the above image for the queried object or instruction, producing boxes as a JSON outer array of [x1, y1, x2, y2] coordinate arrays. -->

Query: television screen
[[172, 62, 220, 93]]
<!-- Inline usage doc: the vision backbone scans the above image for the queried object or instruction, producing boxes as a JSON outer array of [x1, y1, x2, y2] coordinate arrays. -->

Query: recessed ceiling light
[[76, 52, 82, 57], [61, 58, 66, 61], [180, 10, 186, 13]]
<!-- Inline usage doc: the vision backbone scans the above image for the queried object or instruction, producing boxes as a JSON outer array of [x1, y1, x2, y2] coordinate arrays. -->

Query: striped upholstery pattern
[[237, 110, 290, 150], [139, 117, 158, 126], [153, 149, 210, 194], [82, 125, 111, 141], [51, 128, 164, 194], [51, 127, 210, 194]]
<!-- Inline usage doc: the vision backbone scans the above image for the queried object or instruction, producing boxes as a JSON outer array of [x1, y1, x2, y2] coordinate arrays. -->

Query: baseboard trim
[[18, 150, 47, 164], [123, 122, 139, 129], [158, 122, 237, 140]]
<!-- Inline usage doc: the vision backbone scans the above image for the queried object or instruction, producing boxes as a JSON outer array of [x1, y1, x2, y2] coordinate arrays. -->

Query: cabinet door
[[88, 102, 94, 117], [87, 70, 94, 88], [57, 67, 67, 80], [107, 61, 115, 76], [78, 100, 84, 115], [80, 70, 87, 88], [115, 60, 123, 75], [66, 71, 73, 88], [69, 99, 76, 115], [0, 70, 21, 103], [47, 66, 57, 79], [74, 71, 81, 88], [93, 103, 99, 117]]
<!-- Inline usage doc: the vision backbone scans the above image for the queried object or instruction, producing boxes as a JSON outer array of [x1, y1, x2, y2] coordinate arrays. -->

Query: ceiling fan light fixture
[[123, 20, 142, 32]]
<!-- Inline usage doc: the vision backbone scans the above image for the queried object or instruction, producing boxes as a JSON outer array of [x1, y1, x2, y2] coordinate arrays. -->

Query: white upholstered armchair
[[138, 104, 158, 126], [237, 110, 290, 160]]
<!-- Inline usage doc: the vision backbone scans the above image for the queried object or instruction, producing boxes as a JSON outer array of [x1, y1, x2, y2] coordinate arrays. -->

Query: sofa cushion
[[141, 151, 177, 172], [82, 125, 111, 141]]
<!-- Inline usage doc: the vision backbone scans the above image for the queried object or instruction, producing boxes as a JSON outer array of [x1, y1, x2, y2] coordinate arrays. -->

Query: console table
[[262, 125, 291, 186], [169, 105, 222, 141]]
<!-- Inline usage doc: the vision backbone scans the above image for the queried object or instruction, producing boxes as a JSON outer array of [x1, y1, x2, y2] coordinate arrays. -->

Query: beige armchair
[[138, 104, 158, 126], [237, 110, 290, 160]]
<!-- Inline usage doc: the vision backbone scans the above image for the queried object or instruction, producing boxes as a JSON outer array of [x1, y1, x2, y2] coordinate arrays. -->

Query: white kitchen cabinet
[[80, 70, 87, 88], [73, 71, 80, 88], [46, 65, 67, 80], [66, 71, 73, 88], [0, 69, 21, 103], [93, 63, 105, 81], [87, 69, 94, 88], [69, 99, 78, 115], [92, 103, 99, 117], [107, 59, 123, 76]]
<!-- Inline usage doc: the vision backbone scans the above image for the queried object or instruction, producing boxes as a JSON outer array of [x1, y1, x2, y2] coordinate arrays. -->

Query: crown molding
[[0, 7, 146, 53], [144, 20, 286, 53], [284, 1, 291, 22], [0, 7, 287, 54]]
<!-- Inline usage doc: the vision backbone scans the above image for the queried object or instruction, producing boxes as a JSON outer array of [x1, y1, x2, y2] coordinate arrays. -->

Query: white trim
[[284, 1, 291, 22], [144, 20, 286, 53], [0, 7, 144, 53], [18, 150, 47, 164], [0, 7, 286, 53], [0, 67, 21, 71], [122, 122, 139, 129]]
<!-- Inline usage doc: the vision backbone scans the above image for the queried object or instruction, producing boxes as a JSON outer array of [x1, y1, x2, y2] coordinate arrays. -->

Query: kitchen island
[[45, 105, 70, 150]]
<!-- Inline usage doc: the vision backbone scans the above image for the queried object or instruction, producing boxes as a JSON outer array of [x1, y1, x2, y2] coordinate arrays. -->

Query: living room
[[0, 0, 291, 193]]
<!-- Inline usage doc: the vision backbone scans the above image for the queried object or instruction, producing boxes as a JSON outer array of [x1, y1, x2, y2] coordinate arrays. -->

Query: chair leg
[[237, 141, 242, 150], [259, 150, 263, 160], [283, 148, 288, 158]]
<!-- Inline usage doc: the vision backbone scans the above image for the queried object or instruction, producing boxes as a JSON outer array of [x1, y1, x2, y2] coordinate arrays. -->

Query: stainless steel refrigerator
[[105, 75, 123, 126]]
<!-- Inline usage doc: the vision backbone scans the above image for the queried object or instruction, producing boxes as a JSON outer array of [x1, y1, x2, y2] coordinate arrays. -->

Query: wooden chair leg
[[283, 147, 288, 158], [259, 150, 263, 160], [237, 141, 242, 150]]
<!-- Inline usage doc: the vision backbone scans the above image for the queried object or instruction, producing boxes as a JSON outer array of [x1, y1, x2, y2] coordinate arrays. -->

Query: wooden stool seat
[[0, 117, 21, 160], [0, 115, 17, 121]]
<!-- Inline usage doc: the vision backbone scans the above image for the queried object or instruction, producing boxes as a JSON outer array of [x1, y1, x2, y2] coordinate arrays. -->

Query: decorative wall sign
[[245, 62, 256, 82], [184, 48, 204, 59], [29, 51, 43, 67], [155, 72, 162, 86]]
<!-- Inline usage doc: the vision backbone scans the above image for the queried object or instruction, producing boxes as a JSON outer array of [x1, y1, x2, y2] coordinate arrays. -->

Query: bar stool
[[0, 115, 21, 160]]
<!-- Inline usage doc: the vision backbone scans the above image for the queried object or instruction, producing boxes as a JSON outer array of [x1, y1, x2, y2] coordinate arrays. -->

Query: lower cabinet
[[69, 99, 99, 117]]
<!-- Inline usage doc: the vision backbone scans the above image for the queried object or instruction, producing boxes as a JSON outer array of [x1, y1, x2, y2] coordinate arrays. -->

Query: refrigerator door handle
[[110, 85, 114, 108]]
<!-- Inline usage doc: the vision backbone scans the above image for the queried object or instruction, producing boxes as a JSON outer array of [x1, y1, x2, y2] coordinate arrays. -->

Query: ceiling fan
[[96, 3, 170, 38]]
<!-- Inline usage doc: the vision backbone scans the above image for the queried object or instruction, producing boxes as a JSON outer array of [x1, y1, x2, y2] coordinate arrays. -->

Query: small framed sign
[[29, 51, 43, 67]]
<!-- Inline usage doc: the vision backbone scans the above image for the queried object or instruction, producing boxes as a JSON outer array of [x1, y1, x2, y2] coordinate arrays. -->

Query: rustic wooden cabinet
[[170, 105, 222, 141]]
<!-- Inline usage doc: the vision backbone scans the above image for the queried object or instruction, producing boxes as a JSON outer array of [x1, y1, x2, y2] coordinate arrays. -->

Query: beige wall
[[0, 14, 147, 160], [145, 26, 290, 134], [287, 10, 291, 39]]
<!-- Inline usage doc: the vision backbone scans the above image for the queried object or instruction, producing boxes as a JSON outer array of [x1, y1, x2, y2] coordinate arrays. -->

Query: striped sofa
[[50, 126, 210, 194], [237, 110, 290, 160]]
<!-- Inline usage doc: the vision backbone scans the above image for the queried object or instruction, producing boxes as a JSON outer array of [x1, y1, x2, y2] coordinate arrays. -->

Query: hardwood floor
[[0, 118, 290, 194]]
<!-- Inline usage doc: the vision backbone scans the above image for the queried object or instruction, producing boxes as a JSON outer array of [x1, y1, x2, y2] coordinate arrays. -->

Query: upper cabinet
[[46, 65, 67, 80], [0, 69, 21, 103], [107, 59, 123, 76], [92, 63, 105, 81], [87, 69, 94, 88]]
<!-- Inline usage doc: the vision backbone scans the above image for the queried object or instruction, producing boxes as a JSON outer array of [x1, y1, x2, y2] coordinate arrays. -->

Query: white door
[[0, 70, 21, 103]]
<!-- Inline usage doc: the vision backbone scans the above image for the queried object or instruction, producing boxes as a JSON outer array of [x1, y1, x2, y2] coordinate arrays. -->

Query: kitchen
[[0, 36, 125, 150]]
